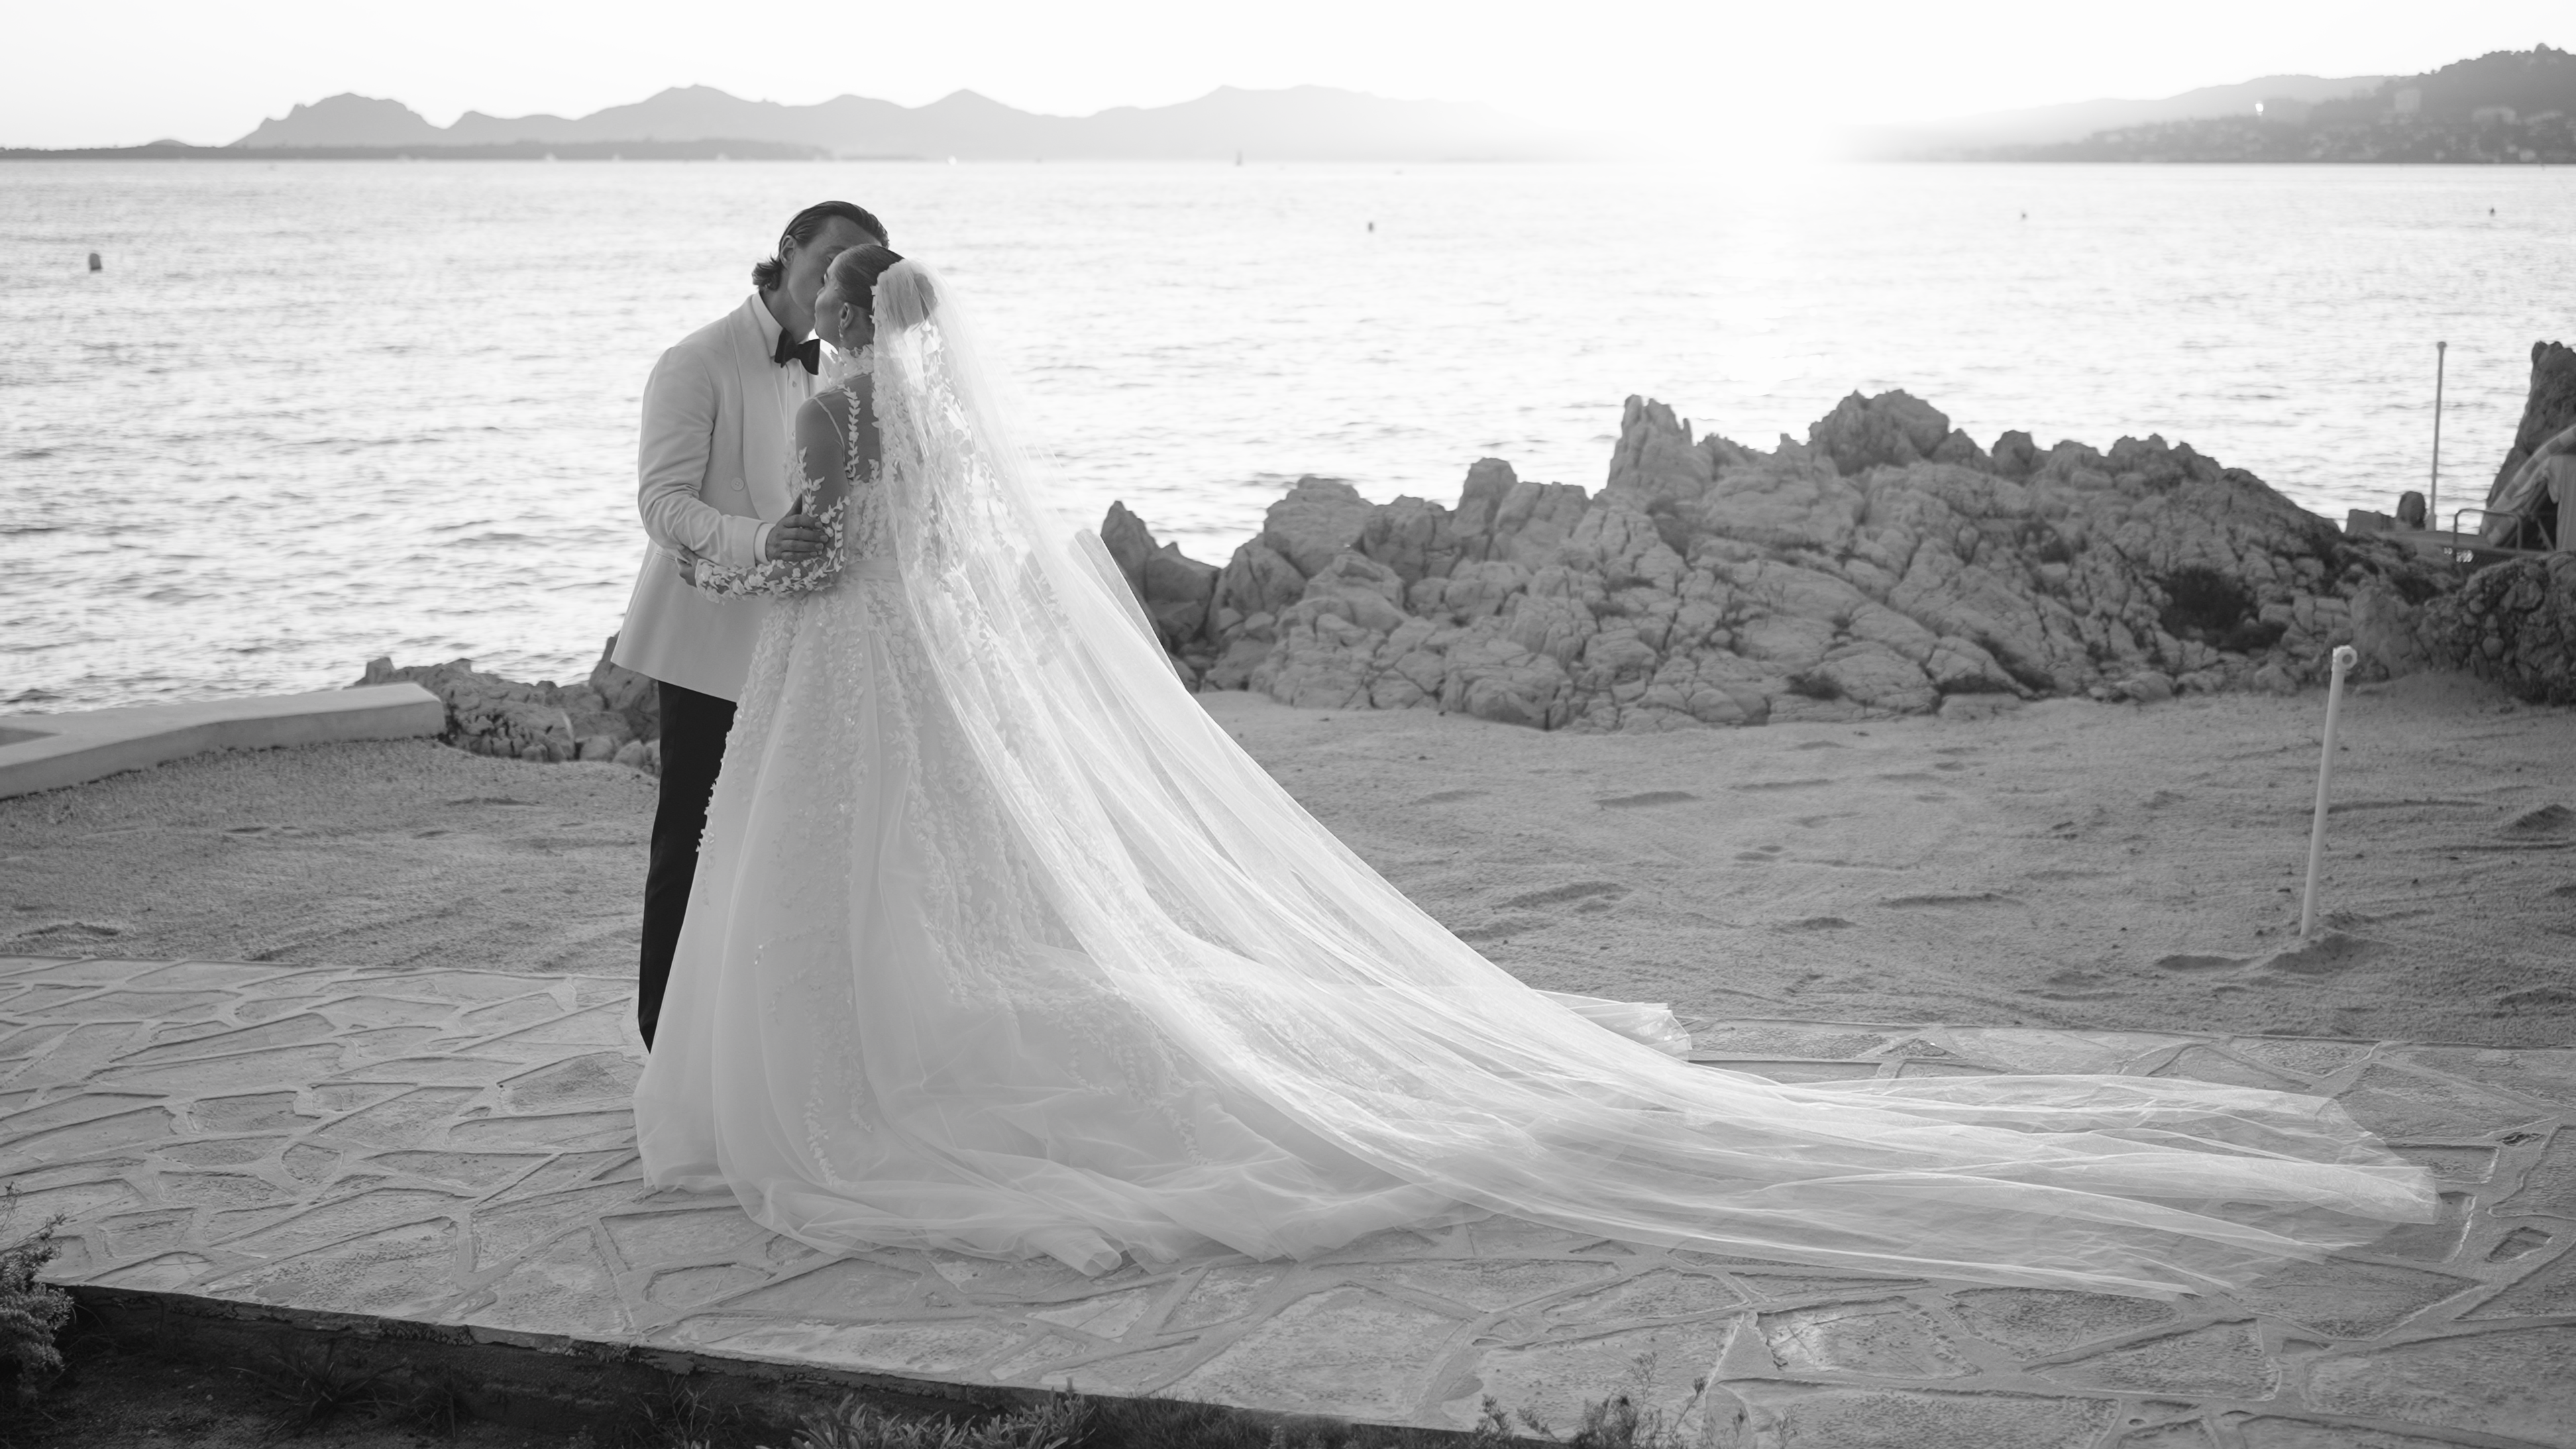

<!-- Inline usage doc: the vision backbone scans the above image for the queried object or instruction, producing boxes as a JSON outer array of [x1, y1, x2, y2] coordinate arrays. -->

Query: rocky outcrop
[[2420, 553, 2576, 704], [356, 637, 662, 769], [2491, 341, 2576, 500], [1102, 390, 2462, 731], [373, 384, 2553, 759], [1103, 502, 1225, 663]]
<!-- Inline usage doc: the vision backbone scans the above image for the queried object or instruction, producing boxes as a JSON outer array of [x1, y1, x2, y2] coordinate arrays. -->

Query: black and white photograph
[[1, 3, 2571, 1444]]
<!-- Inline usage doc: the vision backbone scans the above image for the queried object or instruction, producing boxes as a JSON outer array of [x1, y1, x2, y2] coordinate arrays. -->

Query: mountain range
[[1845, 74, 2390, 156], [30, 46, 2562, 164], [1966, 46, 2576, 163], [1864, 44, 2571, 159], [231, 86, 1595, 162]]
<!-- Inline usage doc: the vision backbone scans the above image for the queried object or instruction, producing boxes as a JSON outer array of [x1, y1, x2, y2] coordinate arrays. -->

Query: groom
[[616, 199, 889, 1049]]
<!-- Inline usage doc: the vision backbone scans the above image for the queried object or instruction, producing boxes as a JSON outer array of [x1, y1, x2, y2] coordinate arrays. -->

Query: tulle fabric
[[635, 261, 2435, 1296]]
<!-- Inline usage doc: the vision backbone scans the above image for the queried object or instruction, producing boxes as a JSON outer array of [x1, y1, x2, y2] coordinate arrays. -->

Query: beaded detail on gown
[[635, 283, 2436, 1293]]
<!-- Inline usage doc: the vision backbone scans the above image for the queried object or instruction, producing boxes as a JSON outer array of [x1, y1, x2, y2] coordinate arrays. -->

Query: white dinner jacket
[[612, 294, 814, 702]]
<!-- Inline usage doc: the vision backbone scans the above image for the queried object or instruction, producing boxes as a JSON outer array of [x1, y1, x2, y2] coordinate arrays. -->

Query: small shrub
[[1563, 1393, 1693, 1448], [625, 1381, 720, 1449], [787, 1392, 1087, 1449], [0, 1205, 72, 1407], [2156, 566, 2256, 643]]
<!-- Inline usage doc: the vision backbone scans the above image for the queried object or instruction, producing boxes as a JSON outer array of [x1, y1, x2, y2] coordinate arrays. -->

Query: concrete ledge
[[66, 1285, 995, 1440], [0, 684, 444, 799]]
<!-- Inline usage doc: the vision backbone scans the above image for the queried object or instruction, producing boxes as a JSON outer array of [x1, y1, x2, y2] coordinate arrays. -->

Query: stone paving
[[3, 953, 2573, 1448]]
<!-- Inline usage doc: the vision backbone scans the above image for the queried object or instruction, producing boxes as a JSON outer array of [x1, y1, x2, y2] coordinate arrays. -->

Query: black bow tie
[[773, 332, 820, 374]]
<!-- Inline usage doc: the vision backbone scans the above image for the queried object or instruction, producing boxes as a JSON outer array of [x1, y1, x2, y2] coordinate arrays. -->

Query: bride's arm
[[686, 393, 857, 598]]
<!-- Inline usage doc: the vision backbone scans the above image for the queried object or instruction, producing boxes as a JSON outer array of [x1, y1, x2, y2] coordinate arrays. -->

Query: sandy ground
[[5, 674, 2571, 1046]]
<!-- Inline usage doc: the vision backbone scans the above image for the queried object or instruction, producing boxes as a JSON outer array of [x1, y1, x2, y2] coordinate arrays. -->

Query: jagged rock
[[1099, 502, 1157, 596], [1441, 624, 1571, 728], [1259, 476, 1376, 576], [1108, 387, 2472, 732], [356, 656, 622, 763], [1487, 478, 1591, 570], [1289, 552, 1409, 633], [1411, 559, 1532, 623], [1358, 496, 1460, 584], [586, 635, 659, 741], [358, 637, 662, 766], [2492, 340, 2576, 500], [1214, 541, 1306, 633], [1809, 389, 1960, 474], [1990, 430, 2041, 479], [1201, 634, 1273, 691], [1140, 542, 1218, 648], [1086, 506, 1244, 665], [2421, 553, 2576, 704], [1604, 398, 1719, 505]]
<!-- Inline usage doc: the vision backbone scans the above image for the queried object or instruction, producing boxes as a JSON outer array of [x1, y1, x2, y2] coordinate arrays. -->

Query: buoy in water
[[87, 252, 101, 272], [1366, 221, 1375, 232]]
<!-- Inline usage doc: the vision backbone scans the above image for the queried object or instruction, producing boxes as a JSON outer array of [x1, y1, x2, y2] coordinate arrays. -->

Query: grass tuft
[[784, 1392, 1089, 1449], [235, 1338, 395, 1434], [388, 1367, 480, 1439]]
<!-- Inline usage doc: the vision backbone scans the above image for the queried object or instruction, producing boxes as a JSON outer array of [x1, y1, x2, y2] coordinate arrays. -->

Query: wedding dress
[[633, 260, 2433, 1295]]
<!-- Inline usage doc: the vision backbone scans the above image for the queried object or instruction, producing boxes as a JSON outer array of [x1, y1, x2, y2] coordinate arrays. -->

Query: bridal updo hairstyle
[[826, 244, 939, 329], [751, 201, 889, 290]]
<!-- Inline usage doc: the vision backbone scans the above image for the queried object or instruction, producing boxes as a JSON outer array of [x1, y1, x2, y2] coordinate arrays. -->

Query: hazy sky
[[3, 0, 2563, 148]]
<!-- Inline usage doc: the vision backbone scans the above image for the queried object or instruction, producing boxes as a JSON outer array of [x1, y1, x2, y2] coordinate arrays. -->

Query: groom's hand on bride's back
[[763, 506, 826, 562]]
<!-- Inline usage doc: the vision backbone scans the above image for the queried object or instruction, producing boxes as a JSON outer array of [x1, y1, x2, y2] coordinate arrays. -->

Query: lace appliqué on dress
[[686, 465, 851, 600], [688, 354, 886, 600]]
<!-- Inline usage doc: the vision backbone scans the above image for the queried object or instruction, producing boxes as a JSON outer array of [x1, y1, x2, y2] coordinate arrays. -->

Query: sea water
[[3, 160, 2570, 710]]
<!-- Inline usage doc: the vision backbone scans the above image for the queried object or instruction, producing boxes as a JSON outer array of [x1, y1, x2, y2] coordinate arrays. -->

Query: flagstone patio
[[3, 953, 2571, 1448]]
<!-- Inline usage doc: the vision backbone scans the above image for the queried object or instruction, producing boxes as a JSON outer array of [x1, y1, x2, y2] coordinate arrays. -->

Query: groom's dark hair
[[753, 202, 889, 290]]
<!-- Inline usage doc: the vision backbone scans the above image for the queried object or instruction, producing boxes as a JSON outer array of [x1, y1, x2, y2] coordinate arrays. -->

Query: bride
[[633, 245, 2432, 1294]]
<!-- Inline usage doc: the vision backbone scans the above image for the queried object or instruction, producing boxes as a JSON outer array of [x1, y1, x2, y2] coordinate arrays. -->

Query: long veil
[[867, 260, 2432, 1296]]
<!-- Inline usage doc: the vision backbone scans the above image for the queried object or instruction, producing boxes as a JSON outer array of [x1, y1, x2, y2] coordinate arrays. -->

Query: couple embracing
[[610, 200, 2433, 1289]]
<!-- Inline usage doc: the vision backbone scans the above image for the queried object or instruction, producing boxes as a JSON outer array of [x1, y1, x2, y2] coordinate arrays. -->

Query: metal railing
[[2449, 506, 2556, 554]]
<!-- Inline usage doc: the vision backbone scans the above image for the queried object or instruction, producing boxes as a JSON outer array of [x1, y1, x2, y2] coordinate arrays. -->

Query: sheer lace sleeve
[[688, 383, 869, 599]]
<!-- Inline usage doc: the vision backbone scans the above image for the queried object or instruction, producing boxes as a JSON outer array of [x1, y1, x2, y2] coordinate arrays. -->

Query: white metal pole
[[2430, 341, 2447, 535], [2300, 645, 2359, 938]]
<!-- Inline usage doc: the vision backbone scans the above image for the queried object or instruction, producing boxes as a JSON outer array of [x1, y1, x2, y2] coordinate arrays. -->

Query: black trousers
[[638, 680, 737, 1049]]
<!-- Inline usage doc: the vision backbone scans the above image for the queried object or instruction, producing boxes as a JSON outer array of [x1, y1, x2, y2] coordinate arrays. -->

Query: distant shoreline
[[9, 143, 2567, 166], [0, 139, 850, 162], [0, 142, 1558, 164]]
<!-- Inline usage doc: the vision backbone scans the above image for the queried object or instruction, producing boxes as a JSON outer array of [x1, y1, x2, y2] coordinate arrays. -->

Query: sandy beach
[[7, 674, 2568, 1048]]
